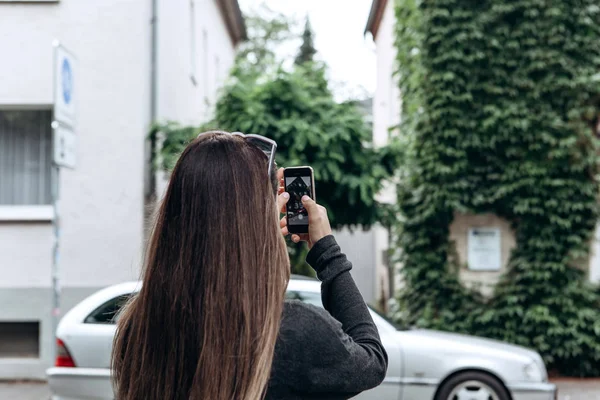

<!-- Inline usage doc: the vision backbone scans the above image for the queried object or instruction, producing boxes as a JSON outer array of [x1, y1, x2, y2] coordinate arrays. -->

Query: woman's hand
[[294, 196, 332, 247], [276, 168, 332, 248]]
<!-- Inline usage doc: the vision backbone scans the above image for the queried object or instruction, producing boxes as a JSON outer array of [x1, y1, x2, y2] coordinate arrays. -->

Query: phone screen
[[285, 175, 312, 227]]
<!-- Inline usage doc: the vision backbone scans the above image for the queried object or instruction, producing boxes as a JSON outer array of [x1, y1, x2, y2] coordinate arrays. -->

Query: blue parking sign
[[62, 58, 73, 105], [54, 42, 76, 127]]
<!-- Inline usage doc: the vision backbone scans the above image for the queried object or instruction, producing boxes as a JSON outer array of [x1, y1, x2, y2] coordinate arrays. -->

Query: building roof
[[364, 0, 388, 40], [216, 0, 248, 45]]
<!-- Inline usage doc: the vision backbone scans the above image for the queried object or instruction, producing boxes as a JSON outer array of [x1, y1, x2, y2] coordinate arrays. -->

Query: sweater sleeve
[[286, 235, 388, 395]]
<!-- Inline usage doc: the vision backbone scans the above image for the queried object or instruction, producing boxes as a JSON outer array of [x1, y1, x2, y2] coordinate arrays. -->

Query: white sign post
[[467, 228, 502, 271], [52, 122, 77, 169], [51, 40, 77, 358]]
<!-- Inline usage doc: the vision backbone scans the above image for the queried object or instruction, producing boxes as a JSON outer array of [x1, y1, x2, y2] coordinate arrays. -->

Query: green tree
[[151, 11, 401, 276], [234, 4, 295, 77], [393, 0, 600, 376], [211, 64, 397, 231], [295, 18, 317, 65]]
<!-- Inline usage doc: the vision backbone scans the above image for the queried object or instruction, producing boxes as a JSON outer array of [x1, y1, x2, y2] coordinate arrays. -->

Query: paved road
[[0, 382, 50, 400], [2, 379, 600, 399], [553, 379, 600, 400]]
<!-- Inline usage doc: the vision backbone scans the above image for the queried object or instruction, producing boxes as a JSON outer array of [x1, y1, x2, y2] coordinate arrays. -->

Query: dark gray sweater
[[265, 235, 389, 399]]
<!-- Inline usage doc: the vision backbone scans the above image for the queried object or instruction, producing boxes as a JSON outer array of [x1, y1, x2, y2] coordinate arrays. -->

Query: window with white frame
[[0, 110, 52, 205]]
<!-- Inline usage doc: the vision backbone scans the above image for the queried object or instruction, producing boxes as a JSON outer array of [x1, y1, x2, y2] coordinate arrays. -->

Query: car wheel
[[435, 371, 510, 400]]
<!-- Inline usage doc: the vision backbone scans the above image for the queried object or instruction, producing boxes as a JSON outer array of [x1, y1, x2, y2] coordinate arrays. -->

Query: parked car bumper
[[507, 382, 557, 400], [47, 367, 113, 400]]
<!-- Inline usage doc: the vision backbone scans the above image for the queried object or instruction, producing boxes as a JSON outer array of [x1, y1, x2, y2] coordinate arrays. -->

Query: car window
[[84, 294, 131, 324], [285, 290, 323, 307], [83, 289, 398, 333]]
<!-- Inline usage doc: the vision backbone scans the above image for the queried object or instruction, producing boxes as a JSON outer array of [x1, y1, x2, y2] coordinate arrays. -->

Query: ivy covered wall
[[393, 0, 600, 375]]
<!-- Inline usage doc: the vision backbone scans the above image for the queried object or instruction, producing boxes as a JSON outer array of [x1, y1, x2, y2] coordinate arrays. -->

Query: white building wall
[[0, 0, 150, 378], [336, 0, 401, 307], [157, 0, 236, 124], [333, 1, 401, 307], [0, 0, 239, 379], [154, 0, 238, 198], [373, 0, 401, 152], [373, 0, 401, 304], [0, 0, 150, 289], [0, 225, 54, 288], [334, 227, 377, 304]]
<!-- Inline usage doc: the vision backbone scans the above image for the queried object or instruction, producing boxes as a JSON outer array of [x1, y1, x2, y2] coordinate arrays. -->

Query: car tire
[[435, 371, 510, 400]]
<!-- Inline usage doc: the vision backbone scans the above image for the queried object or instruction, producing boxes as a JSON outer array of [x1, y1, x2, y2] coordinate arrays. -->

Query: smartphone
[[284, 166, 316, 235]]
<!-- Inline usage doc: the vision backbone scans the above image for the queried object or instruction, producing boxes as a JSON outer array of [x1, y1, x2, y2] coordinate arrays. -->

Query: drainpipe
[[143, 0, 159, 242], [150, 0, 158, 123], [148, 0, 158, 199]]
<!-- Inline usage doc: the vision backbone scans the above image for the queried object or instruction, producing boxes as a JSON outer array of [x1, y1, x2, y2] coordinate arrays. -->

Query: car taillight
[[55, 338, 76, 367]]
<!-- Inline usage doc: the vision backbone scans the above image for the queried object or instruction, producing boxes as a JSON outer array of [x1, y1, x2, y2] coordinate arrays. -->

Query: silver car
[[47, 277, 556, 400]]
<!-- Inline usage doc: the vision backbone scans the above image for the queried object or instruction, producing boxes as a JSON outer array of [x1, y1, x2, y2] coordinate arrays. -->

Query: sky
[[239, 0, 377, 99]]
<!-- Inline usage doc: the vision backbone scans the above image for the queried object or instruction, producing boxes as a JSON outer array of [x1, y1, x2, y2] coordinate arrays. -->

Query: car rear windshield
[[84, 294, 131, 324]]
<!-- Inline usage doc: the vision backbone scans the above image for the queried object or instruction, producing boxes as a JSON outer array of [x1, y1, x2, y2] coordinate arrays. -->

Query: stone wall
[[449, 212, 516, 296]]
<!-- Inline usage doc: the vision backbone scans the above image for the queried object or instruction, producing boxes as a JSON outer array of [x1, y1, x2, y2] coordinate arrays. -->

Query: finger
[[291, 234, 310, 243], [277, 167, 284, 182], [301, 195, 319, 216], [281, 226, 289, 236], [280, 215, 287, 228], [278, 192, 289, 213]]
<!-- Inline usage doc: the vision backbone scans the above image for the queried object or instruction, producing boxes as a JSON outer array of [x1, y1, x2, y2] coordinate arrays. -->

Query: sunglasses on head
[[197, 131, 277, 176]]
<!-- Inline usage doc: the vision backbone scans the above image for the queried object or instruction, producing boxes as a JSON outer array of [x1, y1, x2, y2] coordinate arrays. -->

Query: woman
[[112, 132, 388, 400]]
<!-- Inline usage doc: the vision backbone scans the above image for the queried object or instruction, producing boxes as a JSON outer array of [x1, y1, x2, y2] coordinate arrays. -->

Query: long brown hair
[[112, 132, 290, 400]]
